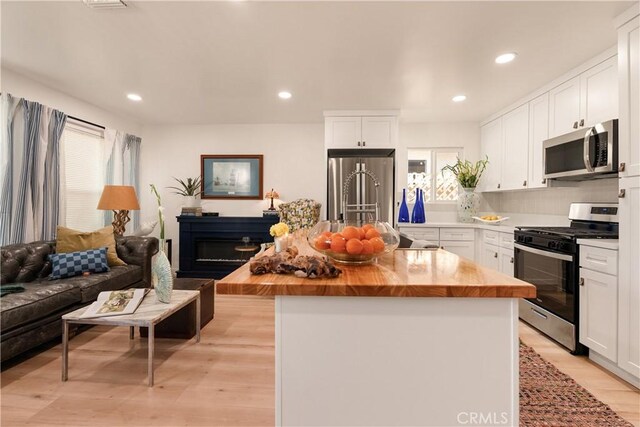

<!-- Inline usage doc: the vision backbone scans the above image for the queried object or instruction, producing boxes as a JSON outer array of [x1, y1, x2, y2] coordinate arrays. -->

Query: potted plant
[[168, 177, 202, 208], [441, 157, 489, 223]]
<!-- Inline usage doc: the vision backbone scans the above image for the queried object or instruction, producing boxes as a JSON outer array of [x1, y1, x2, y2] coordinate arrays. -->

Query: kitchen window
[[61, 121, 106, 231], [407, 148, 462, 203]]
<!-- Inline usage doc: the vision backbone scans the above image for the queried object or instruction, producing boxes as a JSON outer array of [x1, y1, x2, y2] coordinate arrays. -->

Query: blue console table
[[176, 216, 279, 279]]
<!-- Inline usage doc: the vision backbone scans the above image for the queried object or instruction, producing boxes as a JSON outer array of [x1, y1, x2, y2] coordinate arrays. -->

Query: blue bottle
[[398, 189, 410, 223], [414, 189, 426, 223], [411, 188, 421, 223]]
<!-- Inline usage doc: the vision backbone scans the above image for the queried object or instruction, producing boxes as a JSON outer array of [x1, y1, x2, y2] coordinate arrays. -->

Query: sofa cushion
[[56, 226, 126, 267], [1, 241, 55, 285], [0, 281, 81, 331], [49, 247, 110, 279], [61, 265, 142, 303]]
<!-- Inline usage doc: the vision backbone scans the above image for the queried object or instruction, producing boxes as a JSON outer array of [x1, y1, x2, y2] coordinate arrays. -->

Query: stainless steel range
[[515, 202, 619, 354]]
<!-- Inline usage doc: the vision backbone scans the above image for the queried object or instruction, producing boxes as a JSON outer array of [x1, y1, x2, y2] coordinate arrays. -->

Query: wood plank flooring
[[1, 294, 638, 426]]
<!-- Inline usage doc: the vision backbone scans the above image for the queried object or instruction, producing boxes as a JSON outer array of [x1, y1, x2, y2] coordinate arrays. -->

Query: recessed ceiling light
[[127, 93, 142, 102], [495, 52, 518, 64], [278, 91, 292, 100], [452, 95, 467, 103]]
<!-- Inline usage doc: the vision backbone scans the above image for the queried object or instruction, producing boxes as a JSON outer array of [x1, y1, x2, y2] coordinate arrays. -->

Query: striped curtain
[[103, 129, 142, 233], [0, 93, 67, 245]]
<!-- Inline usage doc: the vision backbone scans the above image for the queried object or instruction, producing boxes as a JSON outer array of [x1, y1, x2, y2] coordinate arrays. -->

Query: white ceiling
[[1, 1, 634, 125]]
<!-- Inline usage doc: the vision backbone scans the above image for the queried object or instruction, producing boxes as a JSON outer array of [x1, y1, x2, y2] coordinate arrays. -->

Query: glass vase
[[458, 188, 479, 223], [274, 233, 289, 253], [152, 238, 174, 303]]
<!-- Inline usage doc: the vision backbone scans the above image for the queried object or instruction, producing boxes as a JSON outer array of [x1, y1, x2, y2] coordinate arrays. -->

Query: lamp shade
[[97, 185, 140, 210], [265, 189, 280, 199]]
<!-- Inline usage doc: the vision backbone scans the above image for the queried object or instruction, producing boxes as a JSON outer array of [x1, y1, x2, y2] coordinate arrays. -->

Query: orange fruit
[[369, 237, 385, 253], [330, 235, 347, 253], [341, 226, 360, 241], [361, 239, 374, 254], [315, 236, 331, 250], [346, 238, 364, 255], [321, 231, 333, 239], [357, 227, 366, 240], [362, 224, 374, 232], [365, 228, 381, 240]]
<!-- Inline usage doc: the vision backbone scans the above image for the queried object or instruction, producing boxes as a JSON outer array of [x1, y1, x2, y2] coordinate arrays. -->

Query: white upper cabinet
[[479, 118, 502, 192], [549, 56, 618, 138], [501, 103, 529, 190], [580, 56, 619, 127], [361, 117, 398, 148], [549, 76, 582, 138], [618, 16, 640, 177], [325, 113, 398, 150], [528, 93, 550, 189]]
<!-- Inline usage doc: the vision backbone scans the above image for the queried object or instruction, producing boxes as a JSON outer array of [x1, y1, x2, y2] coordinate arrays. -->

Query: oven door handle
[[514, 243, 574, 262]]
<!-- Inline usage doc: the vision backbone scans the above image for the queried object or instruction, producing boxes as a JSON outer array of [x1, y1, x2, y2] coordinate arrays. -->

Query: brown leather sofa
[[0, 236, 158, 363]]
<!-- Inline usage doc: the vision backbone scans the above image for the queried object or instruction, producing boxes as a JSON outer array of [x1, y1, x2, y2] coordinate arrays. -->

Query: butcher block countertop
[[216, 244, 536, 298]]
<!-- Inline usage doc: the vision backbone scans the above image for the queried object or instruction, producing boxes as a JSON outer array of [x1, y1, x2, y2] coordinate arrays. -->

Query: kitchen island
[[217, 245, 535, 427]]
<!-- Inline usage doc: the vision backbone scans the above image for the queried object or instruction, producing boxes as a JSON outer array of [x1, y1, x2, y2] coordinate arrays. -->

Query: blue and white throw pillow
[[49, 247, 110, 280]]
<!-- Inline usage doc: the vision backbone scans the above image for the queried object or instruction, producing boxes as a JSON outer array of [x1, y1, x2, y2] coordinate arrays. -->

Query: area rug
[[520, 343, 633, 426]]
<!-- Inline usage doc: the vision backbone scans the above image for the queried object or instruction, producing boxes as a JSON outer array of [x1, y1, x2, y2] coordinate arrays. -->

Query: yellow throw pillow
[[55, 226, 126, 267]]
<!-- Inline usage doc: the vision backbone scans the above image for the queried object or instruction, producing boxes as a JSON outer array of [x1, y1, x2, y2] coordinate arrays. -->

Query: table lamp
[[265, 188, 280, 211], [97, 185, 140, 236]]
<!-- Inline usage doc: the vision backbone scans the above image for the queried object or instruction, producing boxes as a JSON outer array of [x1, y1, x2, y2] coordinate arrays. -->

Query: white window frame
[[407, 147, 463, 204]]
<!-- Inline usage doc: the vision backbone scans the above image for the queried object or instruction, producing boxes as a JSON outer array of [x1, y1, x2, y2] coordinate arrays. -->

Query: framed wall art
[[200, 155, 263, 199]]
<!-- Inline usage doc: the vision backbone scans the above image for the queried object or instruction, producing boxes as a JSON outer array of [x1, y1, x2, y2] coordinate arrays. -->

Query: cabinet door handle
[[579, 119, 585, 127], [362, 141, 366, 147], [573, 121, 579, 129], [579, 277, 585, 286], [523, 180, 527, 187], [510, 257, 514, 264], [620, 162, 626, 172], [357, 141, 361, 147], [541, 178, 547, 184], [497, 183, 501, 189], [493, 252, 498, 258], [619, 189, 626, 198]]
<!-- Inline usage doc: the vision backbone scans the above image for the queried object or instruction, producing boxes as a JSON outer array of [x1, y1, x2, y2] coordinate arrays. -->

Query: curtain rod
[[68, 115, 105, 130]]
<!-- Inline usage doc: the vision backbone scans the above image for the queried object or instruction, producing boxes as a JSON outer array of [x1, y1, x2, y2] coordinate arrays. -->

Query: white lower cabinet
[[478, 229, 514, 273], [482, 243, 500, 271], [499, 246, 515, 277], [439, 240, 475, 260], [579, 267, 618, 362], [399, 226, 475, 261]]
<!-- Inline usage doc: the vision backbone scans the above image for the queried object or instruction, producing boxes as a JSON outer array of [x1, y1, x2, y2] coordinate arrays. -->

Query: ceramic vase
[[398, 189, 410, 223], [458, 187, 479, 223], [152, 239, 174, 303], [184, 195, 200, 208], [274, 234, 289, 253]]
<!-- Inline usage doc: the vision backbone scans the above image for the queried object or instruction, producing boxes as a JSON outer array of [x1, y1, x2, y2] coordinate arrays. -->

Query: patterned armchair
[[277, 199, 322, 232]]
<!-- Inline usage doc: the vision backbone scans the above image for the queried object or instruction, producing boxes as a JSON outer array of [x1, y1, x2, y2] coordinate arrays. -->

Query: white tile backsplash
[[481, 178, 618, 216]]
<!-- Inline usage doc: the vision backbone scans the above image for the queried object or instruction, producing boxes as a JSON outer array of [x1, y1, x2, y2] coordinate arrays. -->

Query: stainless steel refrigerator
[[327, 149, 395, 225]]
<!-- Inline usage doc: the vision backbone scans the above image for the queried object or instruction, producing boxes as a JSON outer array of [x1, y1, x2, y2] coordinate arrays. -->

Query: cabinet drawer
[[499, 232, 514, 250], [580, 245, 618, 276], [483, 230, 500, 246], [439, 228, 474, 241], [413, 228, 440, 241]]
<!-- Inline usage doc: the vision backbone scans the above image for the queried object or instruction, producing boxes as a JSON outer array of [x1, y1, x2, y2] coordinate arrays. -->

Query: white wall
[[139, 123, 324, 264], [1, 68, 143, 135]]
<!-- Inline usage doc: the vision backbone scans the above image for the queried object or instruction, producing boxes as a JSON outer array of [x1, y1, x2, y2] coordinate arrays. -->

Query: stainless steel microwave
[[543, 119, 618, 180]]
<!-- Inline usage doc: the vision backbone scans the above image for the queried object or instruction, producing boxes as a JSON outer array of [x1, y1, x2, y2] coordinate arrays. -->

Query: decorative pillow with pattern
[[49, 247, 110, 280]]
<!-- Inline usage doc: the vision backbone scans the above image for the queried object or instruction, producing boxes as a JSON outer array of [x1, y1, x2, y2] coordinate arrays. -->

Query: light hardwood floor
[[1, 294, 638, 426]]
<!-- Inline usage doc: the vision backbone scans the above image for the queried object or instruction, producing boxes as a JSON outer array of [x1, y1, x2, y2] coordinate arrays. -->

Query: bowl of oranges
[[307, 221, 400, 264]]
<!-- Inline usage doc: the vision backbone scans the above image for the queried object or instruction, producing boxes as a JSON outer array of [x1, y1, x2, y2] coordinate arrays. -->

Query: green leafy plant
[[168, 177, 202, 197], [441, 157, 489, 189]]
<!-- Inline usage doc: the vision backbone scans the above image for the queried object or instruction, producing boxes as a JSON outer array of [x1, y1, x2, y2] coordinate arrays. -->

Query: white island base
[[276, 296, 519, 427]]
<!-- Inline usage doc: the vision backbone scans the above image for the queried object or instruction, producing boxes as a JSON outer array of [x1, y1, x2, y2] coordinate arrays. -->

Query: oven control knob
[[549, 241, 557, 249]]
